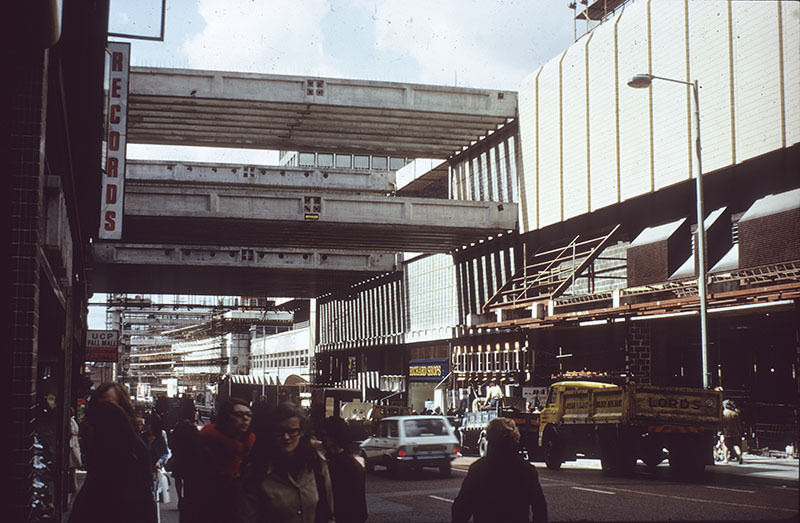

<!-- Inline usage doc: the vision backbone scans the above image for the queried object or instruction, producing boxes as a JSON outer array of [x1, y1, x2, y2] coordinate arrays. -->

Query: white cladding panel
[[538, 58, 563, 225], [688, 2, 734, 174], [732, 1, 784, 162], [586, 23, 618, 216], [561, 42, 589, 220], [649, 0, 692, 190], [617, 6, 651, 201], [784, 1, 800, 147], [517, 73, 538, 230], [517, 0, 798, 233]]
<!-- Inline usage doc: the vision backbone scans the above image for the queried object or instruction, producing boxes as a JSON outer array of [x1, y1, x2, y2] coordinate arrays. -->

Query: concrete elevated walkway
[[122, 176, 517, 251], [127, 160, 398, 194], [128, 67, 517, 157], [90, 243, 396, 296]]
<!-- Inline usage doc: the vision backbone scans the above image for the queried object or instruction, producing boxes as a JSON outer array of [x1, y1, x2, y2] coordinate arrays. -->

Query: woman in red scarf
[[187, 397, 255, 523]]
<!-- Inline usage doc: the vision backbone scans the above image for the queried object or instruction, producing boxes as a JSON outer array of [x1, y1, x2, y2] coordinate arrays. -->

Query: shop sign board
[[408, 358, 449, 382], [85, 330, 119, 362], [99, 41, 130, 239]]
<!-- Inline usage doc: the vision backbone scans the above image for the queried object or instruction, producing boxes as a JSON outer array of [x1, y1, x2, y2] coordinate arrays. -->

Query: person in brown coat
[[453, 417, 547, 523], [722, 399, 744, 464]]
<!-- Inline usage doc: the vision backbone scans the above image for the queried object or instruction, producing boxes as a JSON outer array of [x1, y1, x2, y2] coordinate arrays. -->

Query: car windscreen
[[403, 418, 448, 437]]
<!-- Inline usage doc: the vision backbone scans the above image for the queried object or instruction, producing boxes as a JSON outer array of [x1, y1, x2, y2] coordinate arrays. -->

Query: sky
[[91, 0, 578, 327]]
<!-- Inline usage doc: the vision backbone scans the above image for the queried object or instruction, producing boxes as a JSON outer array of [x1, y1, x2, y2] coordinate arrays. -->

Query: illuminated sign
[[99, 41, 130, 239], [408, 359, 449, 382], [85, 330, 120, 362]]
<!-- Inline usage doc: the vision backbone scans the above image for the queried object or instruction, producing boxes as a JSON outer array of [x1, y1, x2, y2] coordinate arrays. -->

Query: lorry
[[457, 397, 541, 459], [538, 381, 722, 477]]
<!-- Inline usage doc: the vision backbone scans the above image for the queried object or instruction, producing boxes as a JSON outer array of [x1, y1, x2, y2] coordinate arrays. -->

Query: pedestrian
[[167, 418, 200, 522], [141, 413, 171, 502], [722, 399, 744, 464], [452, 417, 547, 523], [189, 397, 256, 522], [236, 401, 334, 523], [319, 416, 367, 523], [68, 384, 157, 523], [66, 408, 82, 509]]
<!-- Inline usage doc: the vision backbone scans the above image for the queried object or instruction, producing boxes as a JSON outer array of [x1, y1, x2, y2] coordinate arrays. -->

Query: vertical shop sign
[[100, 41, 130, 239]]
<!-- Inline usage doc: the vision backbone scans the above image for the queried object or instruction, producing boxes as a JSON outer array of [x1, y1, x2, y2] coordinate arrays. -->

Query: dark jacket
[[327, 452, 367, 523], [68, 402, 156, 523], [187, 423, 255, 523], [452, 451, 547, 523]]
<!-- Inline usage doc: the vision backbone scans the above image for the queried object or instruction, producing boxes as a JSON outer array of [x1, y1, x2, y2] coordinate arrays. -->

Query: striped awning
[[231, 374, 278, 386]]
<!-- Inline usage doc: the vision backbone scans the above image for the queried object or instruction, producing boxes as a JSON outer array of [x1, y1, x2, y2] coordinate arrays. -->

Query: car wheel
[[478, 434, 488, 457], [361, 451, 374, 473]]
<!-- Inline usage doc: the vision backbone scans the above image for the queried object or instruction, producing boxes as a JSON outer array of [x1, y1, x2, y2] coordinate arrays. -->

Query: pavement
[[64, 453, 798, 522]]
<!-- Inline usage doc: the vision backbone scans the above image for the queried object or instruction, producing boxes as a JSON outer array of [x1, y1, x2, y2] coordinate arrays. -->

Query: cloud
[[175, 0, 573, 89], [181, 0, 332, 75]]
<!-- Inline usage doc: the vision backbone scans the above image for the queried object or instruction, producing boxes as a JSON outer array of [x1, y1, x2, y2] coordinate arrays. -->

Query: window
[[404, 418, 446, 437], [299, 152, 315, 166], [317, 153, 333, 167], [335, 154, 352, 168], [372, 156, 388, 170], [354, 155, 370, 169], [379, 420, 399, 438], [390, 157, 406, 171]]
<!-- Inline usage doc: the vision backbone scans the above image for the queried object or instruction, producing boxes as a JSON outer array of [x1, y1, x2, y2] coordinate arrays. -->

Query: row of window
[[452, 349, 523, 373], [251, 351, 309, 369], [286, 152, 410, 171]]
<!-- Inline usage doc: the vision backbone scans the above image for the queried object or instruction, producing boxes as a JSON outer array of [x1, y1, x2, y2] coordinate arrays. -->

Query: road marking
[[429, 495, 454, 503], [601, 485, 798, 513], [572, 486, 616, 495], [705, 485, 756, 494]]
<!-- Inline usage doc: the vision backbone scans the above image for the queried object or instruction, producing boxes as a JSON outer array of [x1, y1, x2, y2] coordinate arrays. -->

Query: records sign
[[86, 330, 119, 362], [100, 41, 130, 239]]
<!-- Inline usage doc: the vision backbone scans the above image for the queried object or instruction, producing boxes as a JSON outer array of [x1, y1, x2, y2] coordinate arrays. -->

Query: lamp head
[[627, 74, 653, 88]]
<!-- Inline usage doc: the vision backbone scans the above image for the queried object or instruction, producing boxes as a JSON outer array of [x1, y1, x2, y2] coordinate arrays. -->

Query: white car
[[359, 415, 460, 477]]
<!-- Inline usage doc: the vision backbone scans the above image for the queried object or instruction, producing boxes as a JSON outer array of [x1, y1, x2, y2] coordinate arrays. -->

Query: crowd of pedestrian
[[69, 382, 549, 522]]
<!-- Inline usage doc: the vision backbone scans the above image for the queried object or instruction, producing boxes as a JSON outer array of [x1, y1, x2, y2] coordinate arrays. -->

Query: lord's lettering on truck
[[648, 397, 702, 410], [85, 330, 120, 362], [100, 41, 130, 240]]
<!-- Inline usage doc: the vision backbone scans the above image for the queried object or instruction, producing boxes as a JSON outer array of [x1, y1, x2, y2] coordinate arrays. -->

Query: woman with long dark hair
[[237, 402, 334, 523], [68, 384, 156, 523]]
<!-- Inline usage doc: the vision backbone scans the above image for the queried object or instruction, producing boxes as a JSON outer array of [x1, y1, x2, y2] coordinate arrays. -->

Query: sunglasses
[[274, 427, 302, 438]]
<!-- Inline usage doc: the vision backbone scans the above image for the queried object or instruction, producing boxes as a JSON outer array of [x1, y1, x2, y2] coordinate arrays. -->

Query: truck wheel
[[439, 462, 452, 478], [478, 434, 489, 457], [544, 438, 562, 470], [669, 443, 705, 480]]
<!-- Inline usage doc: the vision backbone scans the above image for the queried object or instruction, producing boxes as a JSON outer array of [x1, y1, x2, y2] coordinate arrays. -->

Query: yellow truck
[[538, 381, 722, 477]]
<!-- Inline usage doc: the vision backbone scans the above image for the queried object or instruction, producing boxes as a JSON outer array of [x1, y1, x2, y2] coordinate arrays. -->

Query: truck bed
[[559, 383, 721, 429]]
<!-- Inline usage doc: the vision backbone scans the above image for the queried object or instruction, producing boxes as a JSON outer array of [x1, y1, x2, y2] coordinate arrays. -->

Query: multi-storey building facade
[[313, 0, 799, 450]]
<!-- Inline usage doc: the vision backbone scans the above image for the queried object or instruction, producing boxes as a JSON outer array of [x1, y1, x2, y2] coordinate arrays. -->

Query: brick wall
[[10, 51, 48, 520], [627, 323, 652, 385]]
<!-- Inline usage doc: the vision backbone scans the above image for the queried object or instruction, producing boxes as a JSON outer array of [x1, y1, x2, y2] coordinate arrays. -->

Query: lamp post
[[627, 73, 710, 389]]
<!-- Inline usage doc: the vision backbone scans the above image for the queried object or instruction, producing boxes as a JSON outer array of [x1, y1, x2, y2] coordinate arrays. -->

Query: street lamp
[[627, 73, 710, 389]]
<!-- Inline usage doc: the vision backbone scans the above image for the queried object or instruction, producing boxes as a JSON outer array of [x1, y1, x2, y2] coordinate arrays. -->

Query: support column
[[9, 50, 49, 521], [627, 322, 652, 385]]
